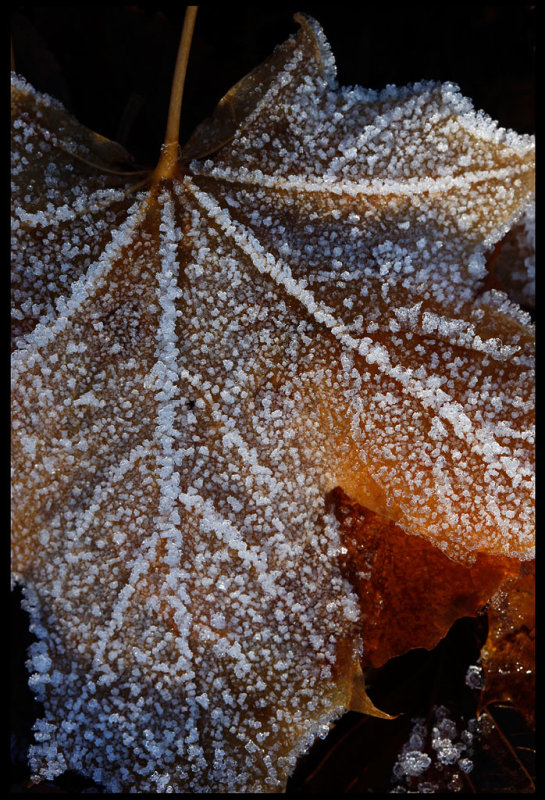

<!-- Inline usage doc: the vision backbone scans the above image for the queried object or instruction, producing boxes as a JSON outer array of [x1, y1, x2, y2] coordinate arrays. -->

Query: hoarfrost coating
[[11, 11, 534, 794]]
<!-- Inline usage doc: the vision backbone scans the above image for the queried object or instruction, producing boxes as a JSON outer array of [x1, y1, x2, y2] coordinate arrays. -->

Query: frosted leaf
[[11, 11, 534, 795]]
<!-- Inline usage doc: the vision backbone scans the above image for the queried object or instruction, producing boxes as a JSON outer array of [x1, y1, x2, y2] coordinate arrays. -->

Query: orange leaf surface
[[333, 489, 521, 669]]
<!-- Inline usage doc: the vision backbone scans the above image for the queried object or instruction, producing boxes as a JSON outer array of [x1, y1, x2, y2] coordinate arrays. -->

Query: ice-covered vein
[[177, 490, 272, 580], [186, 177, 530, 477], [190, 162, 533, 198], [152, 191, 196, 636], [11, 194, 148, 364], [87, 192, 188, 671], [67, 442, 155, 546], [12, 187, 129, 229], [154, 190, 184, 519]]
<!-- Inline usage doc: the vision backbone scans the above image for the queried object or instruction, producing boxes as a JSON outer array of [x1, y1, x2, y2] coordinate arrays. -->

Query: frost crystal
[[391, 708, 477, 793], [465, 663, 485, 690]]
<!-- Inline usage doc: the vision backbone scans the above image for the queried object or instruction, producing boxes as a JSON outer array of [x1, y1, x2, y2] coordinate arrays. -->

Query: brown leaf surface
[[333, 489, 521, 670]]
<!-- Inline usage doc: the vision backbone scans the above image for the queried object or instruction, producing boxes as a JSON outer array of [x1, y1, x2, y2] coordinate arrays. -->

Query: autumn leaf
[[11, 8, 534, 794]]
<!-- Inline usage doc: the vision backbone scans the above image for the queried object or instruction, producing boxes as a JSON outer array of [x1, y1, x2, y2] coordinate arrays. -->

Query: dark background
[[11, 4, 535, 794], [12, 4, 535, 167]]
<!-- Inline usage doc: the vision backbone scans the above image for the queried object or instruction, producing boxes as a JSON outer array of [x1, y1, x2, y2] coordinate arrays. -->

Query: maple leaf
[[11, 10, 534, 794]]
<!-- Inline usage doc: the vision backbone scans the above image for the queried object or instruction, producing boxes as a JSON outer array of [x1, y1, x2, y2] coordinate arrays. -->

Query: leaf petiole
[[153, 5, 198, 182]]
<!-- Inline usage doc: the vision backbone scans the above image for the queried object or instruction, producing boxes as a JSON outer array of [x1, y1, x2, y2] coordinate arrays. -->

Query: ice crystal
[[391, 707, 476, 793]]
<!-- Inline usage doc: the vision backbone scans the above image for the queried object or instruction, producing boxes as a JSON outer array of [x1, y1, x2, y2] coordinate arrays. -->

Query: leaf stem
[[154, 5, 198, 182]]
